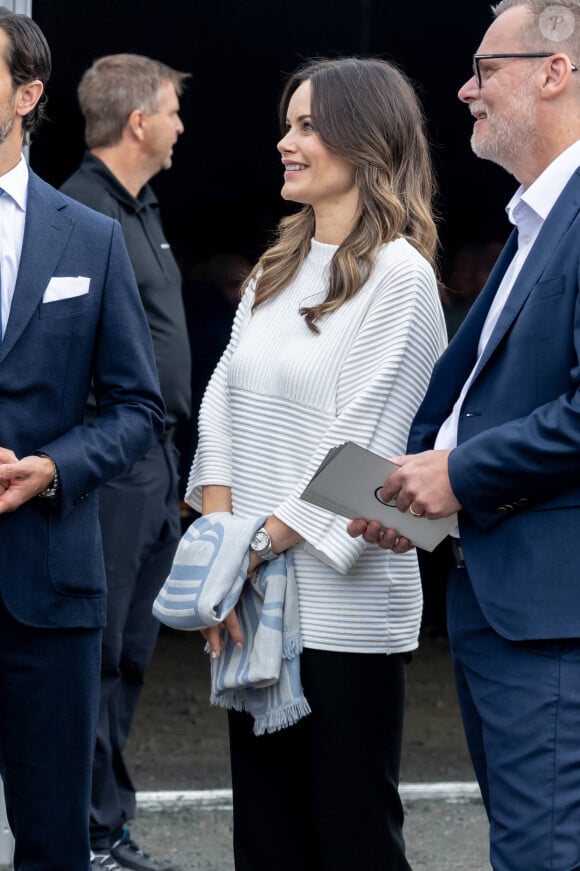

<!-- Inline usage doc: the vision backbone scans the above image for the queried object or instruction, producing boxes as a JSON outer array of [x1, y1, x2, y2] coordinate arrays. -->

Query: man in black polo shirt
[[61, 54, 191, 871]]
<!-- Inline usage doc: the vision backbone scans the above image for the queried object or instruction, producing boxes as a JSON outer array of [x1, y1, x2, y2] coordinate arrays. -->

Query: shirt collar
[[82, 152, 158, 212], [0, 155, 28, 211], [506, 139, 580, 226]]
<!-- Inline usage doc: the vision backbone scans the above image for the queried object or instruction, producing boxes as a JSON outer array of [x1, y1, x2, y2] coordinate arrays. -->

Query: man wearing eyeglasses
[[349, 1, 580, 869]]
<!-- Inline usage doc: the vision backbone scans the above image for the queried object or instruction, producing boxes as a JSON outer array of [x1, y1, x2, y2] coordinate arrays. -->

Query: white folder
[[300, 441, 457, 552]]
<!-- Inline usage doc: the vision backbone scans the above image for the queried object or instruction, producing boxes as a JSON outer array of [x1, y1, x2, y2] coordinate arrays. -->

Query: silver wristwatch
[[249, 527, 278, 561]]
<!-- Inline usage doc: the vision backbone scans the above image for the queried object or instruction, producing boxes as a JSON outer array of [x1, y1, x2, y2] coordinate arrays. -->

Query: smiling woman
[[277, 79, 359, 241], [185, 56, 448, 871], [30, 0, 512, 270], [247, 57, 439, 332]]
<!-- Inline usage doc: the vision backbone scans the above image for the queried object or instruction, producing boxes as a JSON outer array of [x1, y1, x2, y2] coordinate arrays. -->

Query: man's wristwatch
[[35, 452, 60, 499], [249, 527, 278, 561]]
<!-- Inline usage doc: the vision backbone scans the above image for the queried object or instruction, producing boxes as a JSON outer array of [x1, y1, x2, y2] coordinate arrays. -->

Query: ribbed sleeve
[[275, 254, 446, 572], [186, 288, 254, 509], [186, 238, 447, 653]]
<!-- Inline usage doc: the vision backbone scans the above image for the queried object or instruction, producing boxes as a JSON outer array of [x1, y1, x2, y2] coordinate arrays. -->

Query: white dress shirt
[[0, 156, 29, 338], [435, 139, 580, 534], [436, 139, 580, 453]]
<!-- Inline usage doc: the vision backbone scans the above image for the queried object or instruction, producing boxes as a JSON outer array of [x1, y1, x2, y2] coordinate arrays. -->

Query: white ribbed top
[[187, 237, 447, 653]]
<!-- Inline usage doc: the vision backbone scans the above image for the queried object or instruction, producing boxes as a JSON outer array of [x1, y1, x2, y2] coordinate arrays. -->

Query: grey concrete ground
[[120, 630, 492, 871], [0, 631, 490, 870], [130, 795, 491, 871]]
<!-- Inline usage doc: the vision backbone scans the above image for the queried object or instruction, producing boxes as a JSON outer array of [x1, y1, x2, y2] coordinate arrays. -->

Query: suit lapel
[[0, 171, 74, 364], [408, 232, 519, 450], [456, 230, 518, 345], [433, 230, 519, 393], [472, 173, 580, 381]]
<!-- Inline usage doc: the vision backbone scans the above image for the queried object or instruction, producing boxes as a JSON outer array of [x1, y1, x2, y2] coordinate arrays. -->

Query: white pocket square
[[42, 276, 90, 303]]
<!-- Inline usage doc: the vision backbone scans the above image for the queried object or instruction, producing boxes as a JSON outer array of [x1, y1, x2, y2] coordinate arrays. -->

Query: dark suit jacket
[[409, 168, 580, 641], [0, 170, 164, 629]]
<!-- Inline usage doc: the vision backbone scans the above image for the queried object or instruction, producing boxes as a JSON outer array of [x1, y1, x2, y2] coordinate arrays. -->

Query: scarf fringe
[[161, 514, 310, 737], [283, 632, 303, 659], [210, 690, 312, 735]]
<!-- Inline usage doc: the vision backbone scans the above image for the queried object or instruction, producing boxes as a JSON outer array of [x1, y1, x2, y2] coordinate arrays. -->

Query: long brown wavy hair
[[245, 57, 438, 332]]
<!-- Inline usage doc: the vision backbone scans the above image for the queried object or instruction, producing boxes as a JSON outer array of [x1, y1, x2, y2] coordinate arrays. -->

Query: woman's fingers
[[200, 626, 224, 659], [224, 610, 244, 647], [200, 612, 244, 659]]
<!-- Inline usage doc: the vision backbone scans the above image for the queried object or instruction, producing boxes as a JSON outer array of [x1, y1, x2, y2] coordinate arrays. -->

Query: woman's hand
[[201, 610, 244, 659], [202, 547, 264, 657], [197, 498, 302, 658], [347, 518, 414, 553], [247, 549, 263, 577]]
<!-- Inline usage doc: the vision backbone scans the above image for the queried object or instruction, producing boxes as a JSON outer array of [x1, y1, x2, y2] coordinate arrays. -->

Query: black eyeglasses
[[472, 52, 578, 88]]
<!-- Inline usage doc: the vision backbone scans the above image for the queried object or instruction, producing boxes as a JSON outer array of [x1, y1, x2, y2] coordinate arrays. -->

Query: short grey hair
[[491, 0, 580, 59], [78, 53, 189, 149]]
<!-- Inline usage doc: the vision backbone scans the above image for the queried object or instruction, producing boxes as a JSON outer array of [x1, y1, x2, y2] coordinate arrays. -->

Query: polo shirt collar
[[81, 151, 158, 213]]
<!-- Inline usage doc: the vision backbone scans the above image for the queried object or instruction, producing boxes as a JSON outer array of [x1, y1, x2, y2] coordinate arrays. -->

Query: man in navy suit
[[0, 9, 164, 870], [350, 1, 580, 868]]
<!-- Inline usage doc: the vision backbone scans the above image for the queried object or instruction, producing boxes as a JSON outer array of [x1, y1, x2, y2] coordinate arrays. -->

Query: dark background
[[31, 0, 514, 274]]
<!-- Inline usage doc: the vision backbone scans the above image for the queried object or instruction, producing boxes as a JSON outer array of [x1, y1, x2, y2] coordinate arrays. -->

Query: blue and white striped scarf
[[153, 512, 311, 735]]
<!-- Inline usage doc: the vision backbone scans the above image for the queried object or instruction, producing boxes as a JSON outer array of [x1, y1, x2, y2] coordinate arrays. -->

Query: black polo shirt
[[61, 152, 191, 427]]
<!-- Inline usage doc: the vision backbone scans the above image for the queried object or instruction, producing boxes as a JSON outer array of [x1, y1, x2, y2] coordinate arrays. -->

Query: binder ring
[[374, 487, 398, 508]]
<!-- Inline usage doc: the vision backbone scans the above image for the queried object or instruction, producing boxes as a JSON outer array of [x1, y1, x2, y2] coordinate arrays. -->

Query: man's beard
[[470, 83, 538, 174], [0, 93, 16, 146], [0, 116, 15, 145]]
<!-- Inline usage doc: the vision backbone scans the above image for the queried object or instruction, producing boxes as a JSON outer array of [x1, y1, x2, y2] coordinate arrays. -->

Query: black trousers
[[90, 440, 181, 850], [228, 647, 412, 871]]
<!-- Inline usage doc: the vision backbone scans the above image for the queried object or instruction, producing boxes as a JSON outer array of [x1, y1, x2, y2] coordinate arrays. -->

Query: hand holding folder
[[300, 441, 457, 552]]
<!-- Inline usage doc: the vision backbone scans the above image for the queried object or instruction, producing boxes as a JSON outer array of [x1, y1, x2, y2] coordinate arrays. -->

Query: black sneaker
[[111, 829, 180, 871], [90, 852, 124, 870]]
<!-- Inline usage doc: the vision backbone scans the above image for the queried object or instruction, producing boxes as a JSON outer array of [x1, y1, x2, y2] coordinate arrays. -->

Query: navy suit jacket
[[409, 168, 580, 641], [0, 170, 164, 629]]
